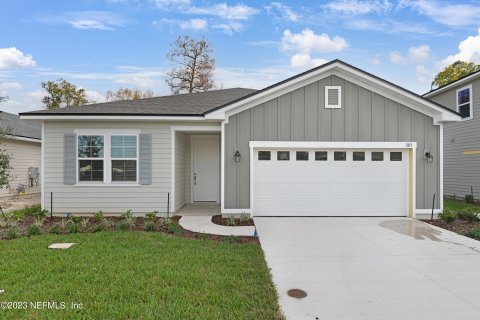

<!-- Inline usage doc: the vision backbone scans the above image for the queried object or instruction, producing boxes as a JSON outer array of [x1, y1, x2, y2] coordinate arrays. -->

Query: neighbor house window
[[296, 151, 309, 161], [457, 85, 473, 119], [78, 135, 104, 182], [277, 151, 290, 161], [111, 135, 138, 182]]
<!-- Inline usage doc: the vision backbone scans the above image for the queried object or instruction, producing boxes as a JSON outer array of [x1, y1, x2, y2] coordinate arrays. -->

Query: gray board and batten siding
[[224, 75, 440, 210], [428, 77, 480, 199]]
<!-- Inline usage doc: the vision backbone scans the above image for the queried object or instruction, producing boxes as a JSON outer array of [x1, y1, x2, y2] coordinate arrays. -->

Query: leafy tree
[[432, 61, 480, 89], [41, 78, 88, 109], [165, 35, 215, 94], [106, 88, 155, 102]]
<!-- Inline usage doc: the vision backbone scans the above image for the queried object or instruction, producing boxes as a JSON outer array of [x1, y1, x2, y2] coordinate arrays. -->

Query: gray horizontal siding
[[225, 74, 440, 210], [44, 121, 202, 214], [429, 78, 480, 199]]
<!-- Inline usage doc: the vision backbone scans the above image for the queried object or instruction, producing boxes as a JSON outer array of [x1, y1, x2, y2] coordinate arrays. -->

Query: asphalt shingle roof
[[0, 111, 41, 140], [20, 88, 257, 116]]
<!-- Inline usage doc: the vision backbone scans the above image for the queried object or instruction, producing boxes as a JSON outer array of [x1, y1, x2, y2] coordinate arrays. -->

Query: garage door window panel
[[296, 151, 309, 161], [353, 152, 365, 161], [390, 152, 402, 161], [277, 151, 290, 161], [315, 151, 328, 161], [258, 151, 271, 160], [334, 151, 347, 161], [372, 152, 384, 161]]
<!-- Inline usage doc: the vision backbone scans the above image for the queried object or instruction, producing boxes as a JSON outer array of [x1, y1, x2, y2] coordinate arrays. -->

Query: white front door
[[192, 135, 220, 202]]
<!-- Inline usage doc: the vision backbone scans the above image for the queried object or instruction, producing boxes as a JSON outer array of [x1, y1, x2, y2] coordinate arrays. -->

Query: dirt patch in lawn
[[422, 219, 480, 236], [211, 215, 255, 226], [0, 215, 259, 244]]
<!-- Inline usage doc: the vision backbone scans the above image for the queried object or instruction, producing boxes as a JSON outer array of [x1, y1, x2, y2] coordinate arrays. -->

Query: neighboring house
[[0, 111, 41, 197], [424, 70, 480, 200], [20, 60, 461, 217]]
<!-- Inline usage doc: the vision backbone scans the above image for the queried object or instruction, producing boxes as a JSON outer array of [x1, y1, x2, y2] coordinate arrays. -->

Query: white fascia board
[[249, 141, 417, 149], [19, 115, 207, 121], [205, 62, 462, 124], [4, 135, 41, 143]]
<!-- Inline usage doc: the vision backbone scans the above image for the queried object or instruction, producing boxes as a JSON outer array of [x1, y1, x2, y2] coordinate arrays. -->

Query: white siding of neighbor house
[[0, 138, 41, 197], [428, 77, 480, 199], [174, 132, 186, 210], [43, 120, 209, 214]]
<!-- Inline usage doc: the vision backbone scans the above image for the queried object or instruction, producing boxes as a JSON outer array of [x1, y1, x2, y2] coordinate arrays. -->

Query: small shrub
[[239, 213, 250, 223], [223, 235, 239, 243], [68, 222, 80, 234], [438, 209, 458, 224], [9, 204, 43, 219], [93, 222, 106, 233], [465, 229, 480, 240], [466, 194, 475, 204], [144, 220, 156, 232], [93, 211, 104, 223], [118, 220, 131, 231], [226, 215, 237, 226], [28, 224, 41, 236], [457, 209, 480, 223], [145, 211, 158, 222], [6, 228, 19, 240], [50, 224, 61, 234], [69, 215, 82, 224], [31, 207, 49, 220], [122, 209, 134, 220], [166, 220, 183, 235], [80, 218, 90, 231], [59, 219, 68, 230]]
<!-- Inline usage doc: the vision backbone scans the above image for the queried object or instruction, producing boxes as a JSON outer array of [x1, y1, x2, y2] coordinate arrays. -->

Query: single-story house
[[424, 69, 480, 200], [0, 111, 41, 197], [20, 60, 461, 217]]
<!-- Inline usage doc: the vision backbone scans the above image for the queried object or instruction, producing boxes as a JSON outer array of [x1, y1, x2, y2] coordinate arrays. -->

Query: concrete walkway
[[179, 215, 256, 236], [255, 217, 480, 320]]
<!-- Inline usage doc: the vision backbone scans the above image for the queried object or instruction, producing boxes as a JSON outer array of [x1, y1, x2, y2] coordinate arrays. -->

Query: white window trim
[[76, 134, 106, 184], [74, 129, 141, 186], [456, 84, 473, 120], [325, 86, 342, 109]]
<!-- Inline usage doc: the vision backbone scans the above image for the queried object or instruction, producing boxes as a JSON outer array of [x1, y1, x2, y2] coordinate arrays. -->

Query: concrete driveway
[[254, 217, 480, 320]]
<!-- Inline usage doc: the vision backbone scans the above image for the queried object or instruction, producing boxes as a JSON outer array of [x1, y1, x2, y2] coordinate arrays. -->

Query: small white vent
[[325, 86, 341, 109]]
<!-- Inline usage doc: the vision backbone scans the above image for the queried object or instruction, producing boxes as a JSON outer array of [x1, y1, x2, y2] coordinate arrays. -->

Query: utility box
[[29, 167, 39, 179]]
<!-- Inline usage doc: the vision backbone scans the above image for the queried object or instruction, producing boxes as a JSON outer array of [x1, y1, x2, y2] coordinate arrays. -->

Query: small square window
[[390, 152, 402, 161], [353, 152, 365, 161], [372, 152, 384, 161], [315, 151, 328, 161], [457, 86, 472, 119], [334, 151, 346, 161], [258, 151, 271, 160], [277, 151, 290, 161], [296, 151, 309, 161]]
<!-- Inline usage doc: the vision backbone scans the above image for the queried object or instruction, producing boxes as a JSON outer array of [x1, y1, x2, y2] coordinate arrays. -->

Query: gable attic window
[[325, 86, 342, 109], [456, 85, 473, 120]]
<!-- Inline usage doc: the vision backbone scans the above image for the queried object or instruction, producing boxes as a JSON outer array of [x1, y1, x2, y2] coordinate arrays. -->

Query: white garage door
[[253, 149, 409, 216]]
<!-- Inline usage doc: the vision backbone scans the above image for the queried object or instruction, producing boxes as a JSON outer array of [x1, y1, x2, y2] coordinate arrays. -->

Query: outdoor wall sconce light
[[234, 150, 241, 163], [425, 151, 434, 163]]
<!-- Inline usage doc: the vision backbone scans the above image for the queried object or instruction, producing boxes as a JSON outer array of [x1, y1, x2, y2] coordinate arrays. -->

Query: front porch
[[171, 126, 221, 214]]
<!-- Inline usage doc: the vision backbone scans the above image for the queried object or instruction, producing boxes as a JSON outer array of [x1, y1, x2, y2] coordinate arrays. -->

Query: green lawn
[[444, 198, 480, 211], [0, 232, 281, 319]]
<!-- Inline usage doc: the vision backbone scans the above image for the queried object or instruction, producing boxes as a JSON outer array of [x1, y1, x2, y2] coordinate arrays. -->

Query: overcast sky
[[2, 0, 480, 114]]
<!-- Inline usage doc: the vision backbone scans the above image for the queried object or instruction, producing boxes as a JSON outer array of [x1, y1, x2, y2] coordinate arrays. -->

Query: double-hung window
[[111, 135, 138, 182], [457, 85, 473, 120], [78, 135, 105, 182]]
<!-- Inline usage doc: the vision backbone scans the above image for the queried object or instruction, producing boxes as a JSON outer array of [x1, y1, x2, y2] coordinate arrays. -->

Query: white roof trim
[[250, 141, 417, 149], [205, 61, 461, 124], [20, 115, 207, 121], [424, 72, 480, 97]]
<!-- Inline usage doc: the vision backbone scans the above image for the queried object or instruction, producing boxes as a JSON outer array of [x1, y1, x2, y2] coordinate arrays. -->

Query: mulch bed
[[0, 215, 259, 244], [211, 215, 255, 226], [422, 219, 480, 235]]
